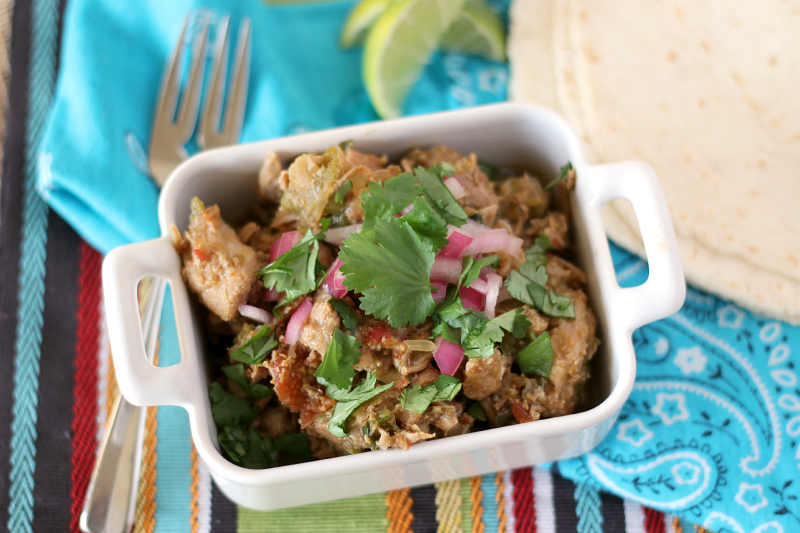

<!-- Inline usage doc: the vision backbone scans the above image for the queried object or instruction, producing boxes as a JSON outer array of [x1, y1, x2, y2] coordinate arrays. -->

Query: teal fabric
[[36, 0, 509, 254]]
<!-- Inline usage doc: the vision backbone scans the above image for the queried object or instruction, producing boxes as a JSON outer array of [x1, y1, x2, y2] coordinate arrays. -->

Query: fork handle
[[80, 395, 143, 533]]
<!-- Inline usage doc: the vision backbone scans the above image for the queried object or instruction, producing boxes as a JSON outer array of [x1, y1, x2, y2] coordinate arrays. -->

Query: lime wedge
[[341, 0, 393, 48], [363, 0, 468, 119], [441, 0, 506, 61]]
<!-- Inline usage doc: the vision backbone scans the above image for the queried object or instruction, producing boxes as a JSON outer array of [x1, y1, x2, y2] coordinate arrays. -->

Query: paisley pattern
[[557, 244, 800, 532]]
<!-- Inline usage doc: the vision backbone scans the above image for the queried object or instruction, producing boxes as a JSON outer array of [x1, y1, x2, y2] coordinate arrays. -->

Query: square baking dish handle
[[102, 237, 203, 408], [577, 161, 686, 333]]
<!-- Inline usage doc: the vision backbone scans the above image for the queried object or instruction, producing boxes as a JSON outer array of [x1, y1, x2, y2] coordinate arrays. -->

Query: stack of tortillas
[[509, 0, 800, 324]]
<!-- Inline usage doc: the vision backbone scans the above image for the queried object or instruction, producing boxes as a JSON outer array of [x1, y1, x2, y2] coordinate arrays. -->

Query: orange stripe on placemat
[[105, 352, 117, 425], [190, 447, 200, 533], [469, 476, 484, 533], [643, 507, 666, 533], [496, 472, 507, 533], [435, 480, 462, 533], [132, 350, 159, 533], [386, 488, 414, 533]]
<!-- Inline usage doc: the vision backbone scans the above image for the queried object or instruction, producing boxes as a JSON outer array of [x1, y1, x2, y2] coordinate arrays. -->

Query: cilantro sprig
[[256, 221, 330, 307], [327, 371, 394, 438], [209, 382, 259, 427], [315, 328, 362, 392], [400, 375, 461, 413], [230, 325, 278, 366], [339, 218, 436, 327], [545, 161, 574, 191], [222, 364, 272, 399], [515, 331, 554, 377], [328, 298, 357, 332], [505, 256, 575, 319]]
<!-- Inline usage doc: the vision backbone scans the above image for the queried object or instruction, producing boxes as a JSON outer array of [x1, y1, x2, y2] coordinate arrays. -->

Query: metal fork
[[81, 12, 251, 533]]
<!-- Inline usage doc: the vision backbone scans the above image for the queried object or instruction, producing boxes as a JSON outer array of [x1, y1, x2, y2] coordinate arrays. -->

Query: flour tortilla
[[509, 0, 800, 324]]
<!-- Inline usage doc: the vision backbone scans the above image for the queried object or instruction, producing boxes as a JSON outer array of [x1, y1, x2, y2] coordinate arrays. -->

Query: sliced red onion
[[399, 203, 414, 216], [439, 231, 473, 259], [461, 219, 491, 235], [431, 281, 448, 304], [444, 177, 465, 199], [322, 259, 348, 299], [263, 288, 279, 302], [464, 229, 512, 256], [323, 224, 362, 246], [497, 285, 511, 303], [285, 298, 313, 345], [484, 272, 503, 319], [270, 231, 301, 263], [430, 256, 462, 284], [459, 286, 484, 312], [238, 304, 273, 324], [433, 337, 465, 377], [468, 276, 490, 295]]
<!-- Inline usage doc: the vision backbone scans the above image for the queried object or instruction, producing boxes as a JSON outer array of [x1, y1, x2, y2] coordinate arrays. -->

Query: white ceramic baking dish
[[103, 102, 685, 511]]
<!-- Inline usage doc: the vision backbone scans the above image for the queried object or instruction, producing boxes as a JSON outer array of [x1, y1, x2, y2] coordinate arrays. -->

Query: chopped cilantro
[[272, 433, 314, 461], [401, 375, 462, 413], [209, 382, 259, 427], [221, 364, 272, 399], [416, 165, 467, 227], [315, 328, 362, 392], [327, 371, 394, 438], [230, 325, 277, 366], [515, 331, 554, 377], [328, 298, 358, 332], [461, 309, 529, 358], [256, 221, 330, 306], [398, 196, 449, 250], [505, 262, 575, 319], [218, 425, 278, 469], [459, 254, 500, 289], [339, 218, 436, 327], [478, 160, 500, 181], [360, 173, 421, 231], [525, 233, 552, 268], [333, 180, 352, 204], [545, 162, 573, 191], [467, 401, 486, 421]]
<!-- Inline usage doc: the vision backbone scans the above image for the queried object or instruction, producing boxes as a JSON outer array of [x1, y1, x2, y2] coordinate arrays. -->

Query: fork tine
[[174, 15, 210, 142], [221, 18, 251, 143], [154, 14, 191, 129], [198, 17, 251, 149], [197, 16, 230, 149]]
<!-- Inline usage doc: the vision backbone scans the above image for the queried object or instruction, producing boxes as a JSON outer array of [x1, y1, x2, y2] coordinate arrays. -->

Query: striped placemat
[[0, 0, 715, 531]]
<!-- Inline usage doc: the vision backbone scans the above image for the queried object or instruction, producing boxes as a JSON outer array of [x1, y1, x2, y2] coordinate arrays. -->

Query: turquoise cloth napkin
[[39, 1, 800, 532], [36, 0, 508, 254]]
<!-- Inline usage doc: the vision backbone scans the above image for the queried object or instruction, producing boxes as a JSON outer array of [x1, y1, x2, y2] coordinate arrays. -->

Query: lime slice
[[363, 0, 469, 119], [341, 0, 393, 48], [441, 0, 506, 61]]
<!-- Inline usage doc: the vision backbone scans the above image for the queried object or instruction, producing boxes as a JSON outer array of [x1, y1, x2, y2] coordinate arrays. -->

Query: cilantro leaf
[[334, 180, 353, 204], [545, 161, 573, 191], [256, 221, 330, 305], [525, 233, 552, 268], [209, 382, 259, 427], [515, 331, 554, 377], [272, 433, 314, 461], [467, 401, 486, 421], [328, 371, 394, 438], [328, 298, 358, 332], [489, 308, 531, 339], [360, 173, 421, 231], [315, 328, 362, 392], [218, 425, 277, 469], [221, 364, 272, 399], [400, 375, 462, 413], [398, 196, 448, 250], [340, 218, 436, 327], [230, 325, 277, 366], [459, 254, 500, 289], [505, 262, 575, 319], [415, 166, 467, 227]]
